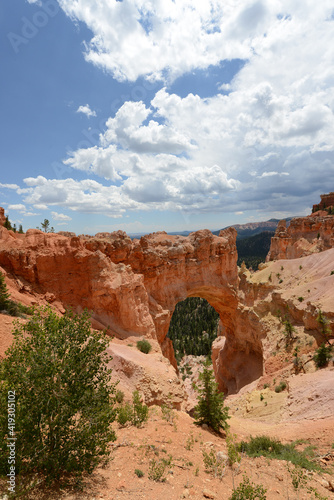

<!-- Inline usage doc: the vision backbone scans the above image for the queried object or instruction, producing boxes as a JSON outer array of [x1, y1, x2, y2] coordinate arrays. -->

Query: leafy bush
[[117, 391, 149, 428], [283, 317, 296, 345], [202, 449, 225, 479], [314, 343, 332, 368], [117, 403, 133, 426], [229, 475, 267, 500], [115, 389, 125, 404], [185, 433, 195, 451], [134, 468, 144, 478], [0, 307, 117, 486], [161, 400, 177, 426], [238, 436, 319, 471], [148, 455, 173, 482], [0, 271, 11, 311], [136, 339, 152, 354], [194, 360, 230, 432], [132, 390, 149, 427], [275, 381, 287, 393], [226, 431, 241, 467], [317, 310, 332, 343]]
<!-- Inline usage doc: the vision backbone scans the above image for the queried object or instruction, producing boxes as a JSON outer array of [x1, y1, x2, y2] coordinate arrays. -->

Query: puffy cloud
[[56, 0, 269, 82], [18, 0, 334, 220], [63, 145, 121, 181], [51, 211, 72, 221], [76, 104, 97, 118], [22, 176, 139, 217], [102, 101, 195, 154], [7, 204, 26, 211], [0, 183, 20, 189]]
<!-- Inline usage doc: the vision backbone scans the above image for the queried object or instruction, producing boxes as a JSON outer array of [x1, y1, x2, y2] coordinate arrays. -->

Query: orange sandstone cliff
[[0, 222, 265, 394], [267, 193, 334, 261]]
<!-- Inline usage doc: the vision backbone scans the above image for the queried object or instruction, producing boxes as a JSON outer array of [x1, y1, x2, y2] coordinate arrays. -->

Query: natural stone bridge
[[0, 224, 264, 394]]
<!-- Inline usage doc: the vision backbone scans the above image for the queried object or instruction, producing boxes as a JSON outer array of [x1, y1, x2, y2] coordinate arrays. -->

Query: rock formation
[[312, 191, 334, 213], [267, 195, 334, 261], [0, 207, 6, 227], [0, 221, 265, 394]]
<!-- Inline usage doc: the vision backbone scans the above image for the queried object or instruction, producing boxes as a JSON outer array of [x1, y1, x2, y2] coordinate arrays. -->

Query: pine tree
[[0, 272, 10, 310], [194, 360, 230, 432], [3, 216, 12, 230]]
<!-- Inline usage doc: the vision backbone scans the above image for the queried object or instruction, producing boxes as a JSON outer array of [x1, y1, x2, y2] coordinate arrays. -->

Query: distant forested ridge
[[236, 231, 275, 269], [167, 297, 219, 363], [213, 217, 294, 239]]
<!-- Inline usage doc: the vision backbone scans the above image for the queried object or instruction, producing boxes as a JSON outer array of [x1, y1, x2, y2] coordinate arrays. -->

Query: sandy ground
[[1, 408, 333, 500]]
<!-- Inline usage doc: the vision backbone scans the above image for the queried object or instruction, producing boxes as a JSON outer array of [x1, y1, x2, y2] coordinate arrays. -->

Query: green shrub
[[226, 431, 241, 467], [136, 339, 152, 354], [148, 455, 173, 482], [117, 391, 149, 427], [161, 398, 177, 425], [0, 271, 10, 311], [283, 317, 296, 345], [0, 307, 117, 486], [313, 344, 332, 368], [317, 310, 332, 343], [117, 403, 133, 426], [229, 475, 267, 500], [238, 436, 319, 471], [298, 297, 304, 302], [115, 389, 125, 404], [132, 390, 149, 427], [134, 469, 144, 478], [202, 448, 225, 479], [194, 360, 230, 432], [275, 381, 287, 393], [185, 433, 195, 451]]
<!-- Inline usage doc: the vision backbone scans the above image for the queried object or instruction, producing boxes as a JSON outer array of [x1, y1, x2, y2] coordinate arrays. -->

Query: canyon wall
[[267, 192, 334, 261], [267, 215, 334, 261], [312, 191, 334, 212], [0, 222, 264, 394]]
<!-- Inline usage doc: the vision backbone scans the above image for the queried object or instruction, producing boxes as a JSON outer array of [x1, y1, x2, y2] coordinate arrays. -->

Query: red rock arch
[[0, 224, 264, 394]]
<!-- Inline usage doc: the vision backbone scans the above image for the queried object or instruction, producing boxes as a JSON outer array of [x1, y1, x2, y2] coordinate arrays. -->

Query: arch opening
[[164, 292, 264, 396], [167, 297, 220, 364]]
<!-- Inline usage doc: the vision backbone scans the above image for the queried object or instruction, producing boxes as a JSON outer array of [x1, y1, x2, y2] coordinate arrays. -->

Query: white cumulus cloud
[[17, 0, 334, 219], [51, 211, 72, 221], [76, 104, 97, 118], [7, 204, 26, 211]]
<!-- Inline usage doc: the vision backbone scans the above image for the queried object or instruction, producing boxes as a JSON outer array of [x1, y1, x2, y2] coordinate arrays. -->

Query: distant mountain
[[128, 217, 299, 241], [128, 230, 192, 240], [213, 217, 296, 239]]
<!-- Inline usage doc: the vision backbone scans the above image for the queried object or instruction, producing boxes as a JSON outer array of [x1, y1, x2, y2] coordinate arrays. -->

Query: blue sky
[[1, 0, 334, 235]]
